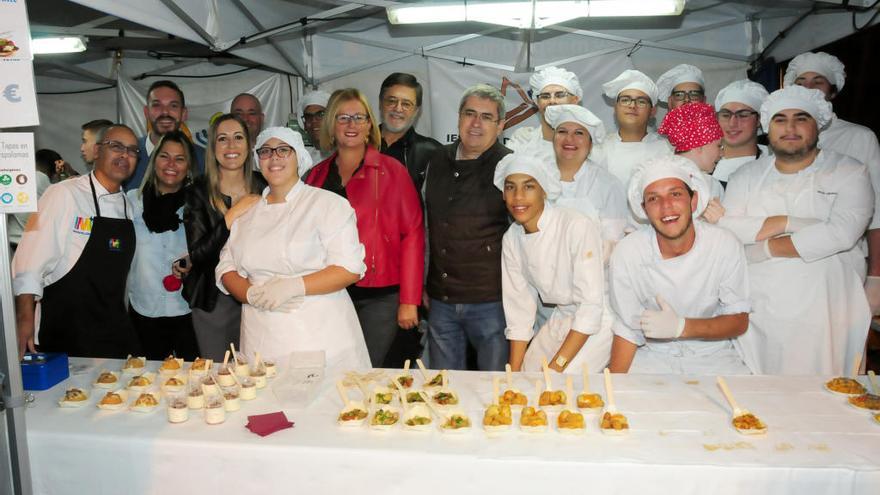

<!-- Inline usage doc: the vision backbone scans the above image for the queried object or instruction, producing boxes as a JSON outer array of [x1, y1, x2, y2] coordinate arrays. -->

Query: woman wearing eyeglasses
[[304, 89, 424, 368], [126, 131, 199, 360], [181, 114, 266, 361], [216, 127, 370, 367]]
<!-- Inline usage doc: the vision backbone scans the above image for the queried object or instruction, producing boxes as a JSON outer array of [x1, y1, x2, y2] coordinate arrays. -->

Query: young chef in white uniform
[[595, 70, 673, 209], [216, 127, 370, 368], [657, 102, 725, 203], [498, 152, 613, 373], [720, 86, 873, 375], [712, 80, 770, 187], [656, 64, 707, 111], [783, 51, 880, 315], [507, 66, 582, 155], [608, 156, 751, 374]]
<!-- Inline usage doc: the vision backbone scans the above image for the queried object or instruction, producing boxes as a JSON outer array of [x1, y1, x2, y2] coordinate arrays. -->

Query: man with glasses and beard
[[607, 156, 750, 374], [378, 73, 442, 192], [720, 86, 873, 375], [125, 80, 205, 191], [298, 90, 332, 167], [13, 124, 143, 359]]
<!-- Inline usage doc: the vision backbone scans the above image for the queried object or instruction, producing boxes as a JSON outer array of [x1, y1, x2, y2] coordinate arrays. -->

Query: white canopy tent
[[27, 0, 880, 171]]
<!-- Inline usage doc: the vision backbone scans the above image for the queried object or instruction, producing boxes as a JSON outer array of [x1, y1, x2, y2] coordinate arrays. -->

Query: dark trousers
[[129, 308, 199, 361], [352, 290, 402, 367]]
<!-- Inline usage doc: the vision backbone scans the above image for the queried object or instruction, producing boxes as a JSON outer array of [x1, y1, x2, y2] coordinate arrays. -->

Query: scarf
[[142, 183, 185, 233]]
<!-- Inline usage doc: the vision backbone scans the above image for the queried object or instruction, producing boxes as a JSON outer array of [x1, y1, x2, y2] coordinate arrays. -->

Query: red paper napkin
[[246, 412, 294, 437]]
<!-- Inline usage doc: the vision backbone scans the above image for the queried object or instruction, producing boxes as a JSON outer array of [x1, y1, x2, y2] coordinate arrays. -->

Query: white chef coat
[[557, 159, 628, 244], [506, 126, 554, 156], [502, 205, 613, 373], [721, 150, 873, 375], [713, 144, 768, 184], [819, 115, 880, 230], [608, 221, 751, 375], [13, 172, 132, 299], [216, 180, 371, 369], [8, 171, 51, 246], [706, 172, 724, 202]]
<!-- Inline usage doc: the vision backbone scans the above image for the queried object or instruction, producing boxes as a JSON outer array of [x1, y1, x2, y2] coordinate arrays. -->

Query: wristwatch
[[554, 355, 568, 368]]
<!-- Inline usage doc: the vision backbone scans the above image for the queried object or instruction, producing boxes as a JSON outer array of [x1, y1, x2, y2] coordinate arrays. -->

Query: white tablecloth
[[25, 359, 880, 494]]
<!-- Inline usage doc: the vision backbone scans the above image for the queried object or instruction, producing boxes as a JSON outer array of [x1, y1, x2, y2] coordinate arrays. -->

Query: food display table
[[25, 358, 880, 494]]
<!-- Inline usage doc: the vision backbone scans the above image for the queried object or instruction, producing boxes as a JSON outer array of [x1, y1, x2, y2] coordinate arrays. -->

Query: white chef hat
[[296, 90, 332, 127], [529, 66, 583, 100], [783, 52, 846, 92], [759, 85, 833, 131], [602, 69, 659, 106], [254, 126, 314, 178], [494, 151, 562, 202], [627, 155, 710, 221], [714, 79, 770, 112], [656, 64, 705, 103], [544, 104, 606, 145]]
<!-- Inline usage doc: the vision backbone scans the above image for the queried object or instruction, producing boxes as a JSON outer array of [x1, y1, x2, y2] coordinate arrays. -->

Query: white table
[[25, 359, 880, 494]]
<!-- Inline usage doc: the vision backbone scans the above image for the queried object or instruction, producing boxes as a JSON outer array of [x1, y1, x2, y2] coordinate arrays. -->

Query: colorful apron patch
[[72, 216, 93, 235], [108, 238, 122, 251]]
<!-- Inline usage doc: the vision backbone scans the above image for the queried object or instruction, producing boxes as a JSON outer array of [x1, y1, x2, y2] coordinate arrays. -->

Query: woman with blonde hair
[[304, 89, 424, 368], [182, 114, 266, 361]]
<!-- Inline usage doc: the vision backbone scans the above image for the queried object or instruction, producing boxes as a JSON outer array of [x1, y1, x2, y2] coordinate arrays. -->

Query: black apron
[[38, 175, 141, 358]]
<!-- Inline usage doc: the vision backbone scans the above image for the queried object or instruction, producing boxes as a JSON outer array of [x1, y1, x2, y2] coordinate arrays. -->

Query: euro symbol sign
[[3, 84, 22, 103]]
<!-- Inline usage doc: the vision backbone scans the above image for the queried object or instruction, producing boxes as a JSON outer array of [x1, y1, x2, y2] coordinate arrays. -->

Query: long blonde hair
[[319, 88, 382, 152], [204, 114, 256, 213]]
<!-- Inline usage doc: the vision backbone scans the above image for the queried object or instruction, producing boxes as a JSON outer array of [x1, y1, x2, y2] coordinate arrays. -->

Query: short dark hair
[[35, 149, 62, 176], [146, 80, 186, 108], [380, 72, 423, 107], [81, 119, 114, 133]]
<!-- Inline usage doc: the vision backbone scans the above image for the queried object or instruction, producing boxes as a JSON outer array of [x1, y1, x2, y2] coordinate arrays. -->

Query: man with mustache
[[720, 85, 873, 375], [378, 72, 442, 193], [124, 80, 205, 191], [13, 124, 143, 359]]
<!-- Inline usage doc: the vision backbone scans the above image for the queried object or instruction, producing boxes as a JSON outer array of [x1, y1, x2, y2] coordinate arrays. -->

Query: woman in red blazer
[[304, 88, 424, 367]]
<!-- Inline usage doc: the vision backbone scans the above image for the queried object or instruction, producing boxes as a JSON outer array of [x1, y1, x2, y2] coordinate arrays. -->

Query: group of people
[[11, 50, 880, 377]]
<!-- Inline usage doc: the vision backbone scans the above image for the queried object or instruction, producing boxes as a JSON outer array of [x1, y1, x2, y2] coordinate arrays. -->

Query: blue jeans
[[427, 299, 508, 371]]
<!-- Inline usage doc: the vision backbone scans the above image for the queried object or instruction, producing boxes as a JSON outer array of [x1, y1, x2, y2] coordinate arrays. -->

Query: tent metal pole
[[229, 0, 312, 84], [0, 213, 34, 495], [157, 0, 216, 47], [243, 4, 366, 45]]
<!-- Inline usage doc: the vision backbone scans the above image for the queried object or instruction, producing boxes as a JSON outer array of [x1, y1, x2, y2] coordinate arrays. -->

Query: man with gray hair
[[423, 84, 512, 371]]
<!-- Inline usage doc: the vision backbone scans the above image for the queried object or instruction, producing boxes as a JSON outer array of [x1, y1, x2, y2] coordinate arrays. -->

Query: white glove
[[865, 276, 880, 315], [785, 216, 820, 233], [744, 239, 772, 264], [251, 276, 306, 311], [701, 198, 725, 224], [639, 296, 685, 340], [246, 284, 266, 308]]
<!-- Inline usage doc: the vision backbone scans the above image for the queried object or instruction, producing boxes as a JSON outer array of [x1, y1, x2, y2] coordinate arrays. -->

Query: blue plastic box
[[21, 353, 70, 391]]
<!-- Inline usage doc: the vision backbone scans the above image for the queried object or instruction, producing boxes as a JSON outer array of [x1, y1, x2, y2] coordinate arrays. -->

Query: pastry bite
[[402, 404, 433, 431], [600, 411, 629, 434], [239, 378, 257, 400], [159, 355, 183, 374], [127, 372, 156, 392], [557, 409, 586, 433], [121, 356, 146, 375], [482, 404, 513, 432], [94, 370, 119, 388], [190, 357, 210, 372], [131, 392, 160, 412], [731, 412, 767, 435], [825, 377, 866, 396], [58, 388, 89, 407], [163, 376, 186, 393], [538, 390, 566, 408], [166, 396, 189, 423], [204, 395, 226, 424], [519, 406, 548, 432], [498, 389, 528, 408], [370, 407, 400, 430], [848, 393, 880, 411], [97, 390, 127, 410], [576, 392, 604, 411]]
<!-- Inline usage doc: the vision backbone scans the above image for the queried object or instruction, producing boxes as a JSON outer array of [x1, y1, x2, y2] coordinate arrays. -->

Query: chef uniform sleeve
[[214, 220, 246, 295], [608, 240, 647, 346], [569, 217, 606, 335], [718, 165, 765, 243], [320, 197, 367, 277], [715, 231, 751, 315], [501, 231, 539, 342]]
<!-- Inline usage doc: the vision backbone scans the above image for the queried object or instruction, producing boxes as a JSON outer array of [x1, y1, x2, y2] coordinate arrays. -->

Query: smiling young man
[[423, 84, 512, 371], [712, 80, 770, 187], [607, 155, 750, 374], [507, 66, 582, 155], [496, 152, 612, 374], [125, 80, 205, 191], [378, 73, 442, 192], [720, 85, 873, 375], [784, 51, 880, 316], [13, 124, 143, 359]]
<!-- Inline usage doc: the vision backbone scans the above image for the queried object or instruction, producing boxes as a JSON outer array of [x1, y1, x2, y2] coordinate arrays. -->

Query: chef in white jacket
[[216, 126, 371, 368], [498, 152, 613, 373], [507, 66, 582, 155], [783, 51, 880, 315], [713, 80, 770, 187], [719, 86, 873, 375], [594, 70, 673, 214], [608, 156, 751, 374], [656, 64, 707, 111]]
